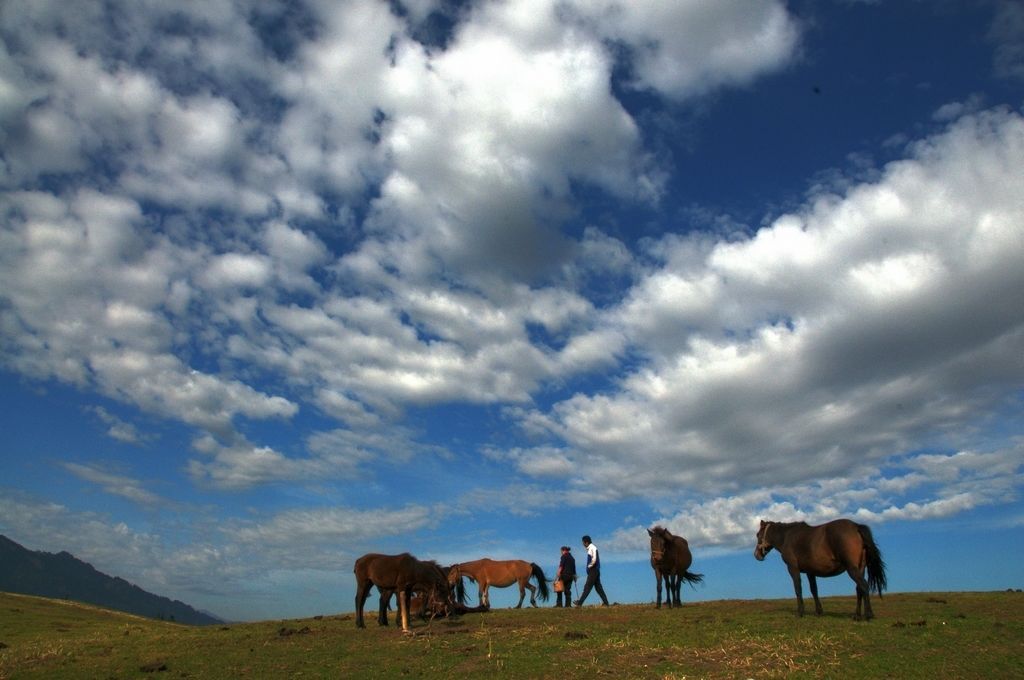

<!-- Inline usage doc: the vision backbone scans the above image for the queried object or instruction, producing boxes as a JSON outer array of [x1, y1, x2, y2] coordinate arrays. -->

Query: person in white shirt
[[573, 535, 609, 606]]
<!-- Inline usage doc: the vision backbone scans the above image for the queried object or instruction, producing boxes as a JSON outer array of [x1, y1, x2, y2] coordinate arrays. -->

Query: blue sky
[[1, 0, 1023, 622]]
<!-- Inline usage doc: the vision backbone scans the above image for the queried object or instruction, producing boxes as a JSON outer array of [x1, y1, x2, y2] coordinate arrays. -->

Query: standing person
[[554, 546, 576, 607], [574, 535, 609, 607]]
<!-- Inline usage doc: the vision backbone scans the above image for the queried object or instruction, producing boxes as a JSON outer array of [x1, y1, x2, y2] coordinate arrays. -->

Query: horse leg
[[847, 565, 873, 620], [355, 581, 372, 628], [672, 574, 682, 607], [525, 580, 538, 607], [807, 575, 823, 616], [654, 570, 663, 609], [787, 564, 805, 616], [514, 582, 525, 608], [862, 581, 874, 620], [398, 588, 411, 633], [479, 584, 489, 609], [377, 589, 391, 626]]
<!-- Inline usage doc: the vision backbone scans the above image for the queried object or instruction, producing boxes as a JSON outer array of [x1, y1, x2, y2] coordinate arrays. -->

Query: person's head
[[560, 545, 570, 553], [581, 535, 591, 546]]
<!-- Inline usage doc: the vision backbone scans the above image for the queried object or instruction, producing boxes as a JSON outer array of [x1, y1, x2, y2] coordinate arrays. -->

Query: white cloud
[[86, 405, 151, 445], [0, 491, 172, 586], [565, 0, 799, 98], [0, 490, 442, 616], [232, 505, 435, 547], [200, 252, 274, 290], [605, 445, 1023, 555], [989, 0, 1024, 81], [535, 108, 1024, 498], [63, 462, 163, 506], [275, 0, 396, 196], [368, 0, 651, 283], [1, 2, 1020, 513]]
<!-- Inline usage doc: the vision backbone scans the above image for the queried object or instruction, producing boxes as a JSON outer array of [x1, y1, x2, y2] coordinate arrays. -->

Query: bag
[[553, 578, 564, 592]]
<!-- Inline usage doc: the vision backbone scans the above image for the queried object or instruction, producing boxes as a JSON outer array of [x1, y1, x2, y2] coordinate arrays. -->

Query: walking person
[[573, 535, 609, 607], [554, 546, 576, 607]]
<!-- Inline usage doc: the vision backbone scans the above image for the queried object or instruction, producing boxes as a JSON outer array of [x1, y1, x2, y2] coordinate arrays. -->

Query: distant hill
[[0, 535, 222, 626]]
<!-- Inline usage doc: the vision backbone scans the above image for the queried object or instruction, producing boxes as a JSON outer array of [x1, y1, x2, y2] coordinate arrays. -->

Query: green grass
[[2, 590, 1022, 678]]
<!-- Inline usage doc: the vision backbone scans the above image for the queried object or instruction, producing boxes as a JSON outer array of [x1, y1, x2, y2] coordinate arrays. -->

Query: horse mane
[[651, 525, 690, 546], [775, 521, 810, 529]]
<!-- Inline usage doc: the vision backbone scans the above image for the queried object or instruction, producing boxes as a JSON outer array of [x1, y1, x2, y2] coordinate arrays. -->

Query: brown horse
[[648, 526, 704, 609], [378, 591, 489, 622], [449, 558, 550, 608], [754, 519, 887, 620], [353, 552, 451, 632], [378, 577, 477, 625]]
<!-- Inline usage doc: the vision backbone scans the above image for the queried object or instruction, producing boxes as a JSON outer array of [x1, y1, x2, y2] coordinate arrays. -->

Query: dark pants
[[577, 568, 608, 605], [555, 577, 573, 606]]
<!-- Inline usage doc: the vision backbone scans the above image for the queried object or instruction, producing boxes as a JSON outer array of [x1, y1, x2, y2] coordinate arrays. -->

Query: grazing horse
[[378, 572, 470, 626], [408, 595, 490, 618], [353, 552, 451, 632], [648, 526, 704, 609], [378, 591, 489, 622], [754, 519, 887, 620], [449, 558, 550, 608]]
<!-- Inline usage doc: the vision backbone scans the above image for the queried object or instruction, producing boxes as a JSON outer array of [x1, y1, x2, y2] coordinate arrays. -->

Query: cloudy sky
[[2, 0, 1022, 621]]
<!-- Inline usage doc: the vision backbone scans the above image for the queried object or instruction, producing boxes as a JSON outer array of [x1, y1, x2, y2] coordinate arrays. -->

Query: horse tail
[[679, 570, 704, 589], [454, 574, 466, 605], [858, 523, 888, 596], [530, 563, 550, 601]]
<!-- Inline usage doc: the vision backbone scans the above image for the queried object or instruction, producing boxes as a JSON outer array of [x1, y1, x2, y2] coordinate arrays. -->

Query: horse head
[[648, 526, 671, 565], [424, 587, 450, 619], [754, 520, 774, 561], [423, 561, 455, 616], [445, 564, 466, 605]]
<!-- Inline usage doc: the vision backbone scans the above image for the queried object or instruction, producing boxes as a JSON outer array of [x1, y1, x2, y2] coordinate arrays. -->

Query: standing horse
[[754, 519, 887, 620], [648, 526, 704, 609], [353, 552, 451, 633], [449, 558, 550, 608]]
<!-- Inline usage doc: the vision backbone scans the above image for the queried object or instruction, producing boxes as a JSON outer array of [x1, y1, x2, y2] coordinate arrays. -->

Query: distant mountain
[[0, 535, 222, 626]]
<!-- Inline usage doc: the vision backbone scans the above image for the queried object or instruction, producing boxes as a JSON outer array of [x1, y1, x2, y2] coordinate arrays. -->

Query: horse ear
[[759, 520, 766, 528], [647, 528, 654, 536]]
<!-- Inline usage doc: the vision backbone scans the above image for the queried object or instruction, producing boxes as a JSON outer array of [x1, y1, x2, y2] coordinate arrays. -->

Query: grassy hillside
[[0, 535, 222, 626], [2, 590, 1022, 678]]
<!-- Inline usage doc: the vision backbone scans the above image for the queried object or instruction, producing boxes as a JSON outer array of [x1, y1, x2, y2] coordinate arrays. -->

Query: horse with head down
[[378, 575, 478, 625], [353, 552, 452, 633], [648, 526, 703, 608]]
